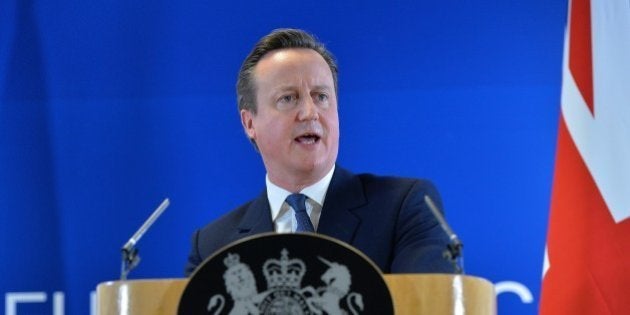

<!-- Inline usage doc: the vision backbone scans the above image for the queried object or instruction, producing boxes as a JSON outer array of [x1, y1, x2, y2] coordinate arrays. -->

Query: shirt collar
[[267, 165, 336, 221]]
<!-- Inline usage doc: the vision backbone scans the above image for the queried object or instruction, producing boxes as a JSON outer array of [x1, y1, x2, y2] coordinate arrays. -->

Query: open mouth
[[295, 133, 321, 144]]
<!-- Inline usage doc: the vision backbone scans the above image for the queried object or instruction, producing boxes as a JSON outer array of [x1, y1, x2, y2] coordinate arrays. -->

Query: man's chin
[[293, 160, 333, 176]]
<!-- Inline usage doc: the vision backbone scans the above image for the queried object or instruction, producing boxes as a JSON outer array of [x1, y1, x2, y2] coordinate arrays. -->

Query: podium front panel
[[97, 275, 496, 315]]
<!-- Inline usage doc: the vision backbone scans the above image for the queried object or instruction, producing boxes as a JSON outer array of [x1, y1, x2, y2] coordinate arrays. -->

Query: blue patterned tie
[[285, 193, 315, 232]]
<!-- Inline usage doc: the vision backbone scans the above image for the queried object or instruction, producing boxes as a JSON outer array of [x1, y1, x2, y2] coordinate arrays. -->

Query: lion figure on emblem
[[208, 253, 263, 315]]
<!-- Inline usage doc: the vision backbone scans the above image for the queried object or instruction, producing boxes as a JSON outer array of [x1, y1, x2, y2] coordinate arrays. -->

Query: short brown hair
[[236, 28, 338, 114]]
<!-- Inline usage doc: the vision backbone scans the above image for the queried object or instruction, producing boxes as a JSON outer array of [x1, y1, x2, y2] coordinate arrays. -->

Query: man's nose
[[298, 96, 319, 121]]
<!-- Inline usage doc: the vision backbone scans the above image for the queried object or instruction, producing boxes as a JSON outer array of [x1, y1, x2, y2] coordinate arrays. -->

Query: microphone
[[424, 195, 464, 274], [120, 198, 170, 280]]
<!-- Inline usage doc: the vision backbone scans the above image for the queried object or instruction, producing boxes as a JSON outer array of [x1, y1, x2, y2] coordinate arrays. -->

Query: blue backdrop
[[1, 0, 566, 314]]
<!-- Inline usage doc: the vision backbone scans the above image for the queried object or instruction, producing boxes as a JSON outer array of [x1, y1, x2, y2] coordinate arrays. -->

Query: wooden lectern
[[97, 274, 496, 314]]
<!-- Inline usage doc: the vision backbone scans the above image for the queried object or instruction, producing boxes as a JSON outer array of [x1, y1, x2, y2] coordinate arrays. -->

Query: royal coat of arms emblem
[[179, 233, 393, 315], [207, 249, 364, 315]]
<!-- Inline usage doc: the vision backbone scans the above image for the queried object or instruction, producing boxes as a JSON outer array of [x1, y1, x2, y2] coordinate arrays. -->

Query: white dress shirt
[[266, 165, 335, 233]]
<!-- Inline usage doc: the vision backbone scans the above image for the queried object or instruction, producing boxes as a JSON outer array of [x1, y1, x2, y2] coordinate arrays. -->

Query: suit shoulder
[[355, 172, 437, 192], [196, 199, 254, 233], [353, 172, 442, 206]]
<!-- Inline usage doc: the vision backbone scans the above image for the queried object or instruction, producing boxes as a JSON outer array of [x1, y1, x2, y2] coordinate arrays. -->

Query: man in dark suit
[[185, 29, 455, 275]]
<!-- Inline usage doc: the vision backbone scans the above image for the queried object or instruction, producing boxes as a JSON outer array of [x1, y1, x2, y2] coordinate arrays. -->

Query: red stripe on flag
[[569, 0, 594, 115], [540, 116, 630, 314]]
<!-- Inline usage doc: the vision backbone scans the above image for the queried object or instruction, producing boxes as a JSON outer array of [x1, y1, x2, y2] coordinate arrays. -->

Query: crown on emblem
[[223, 253, 241, 268], [262, 249, 306, 289]]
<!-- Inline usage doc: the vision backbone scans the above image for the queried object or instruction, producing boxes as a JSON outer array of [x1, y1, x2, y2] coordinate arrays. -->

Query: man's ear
[[240, 109, 256, 140]]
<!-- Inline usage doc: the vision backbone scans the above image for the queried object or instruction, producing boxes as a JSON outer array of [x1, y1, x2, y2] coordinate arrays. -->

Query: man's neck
[[267, 165, 335, 193]]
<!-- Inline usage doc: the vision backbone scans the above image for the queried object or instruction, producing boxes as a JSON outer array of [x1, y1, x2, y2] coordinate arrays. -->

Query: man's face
[[241, 48, 339, 190]]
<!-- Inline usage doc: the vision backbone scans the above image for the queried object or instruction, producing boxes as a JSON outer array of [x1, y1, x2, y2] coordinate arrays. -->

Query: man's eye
[[317, 93, 328, 102], [279, 95, 296, 103], [277, 94, 298, 110]]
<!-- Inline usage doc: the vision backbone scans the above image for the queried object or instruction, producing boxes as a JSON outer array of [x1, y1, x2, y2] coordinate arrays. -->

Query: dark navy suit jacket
[[185, 166, 455, 275]]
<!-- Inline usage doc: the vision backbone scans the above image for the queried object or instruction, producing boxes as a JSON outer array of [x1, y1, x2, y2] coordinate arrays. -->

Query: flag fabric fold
[[540, 0, 630, 314]]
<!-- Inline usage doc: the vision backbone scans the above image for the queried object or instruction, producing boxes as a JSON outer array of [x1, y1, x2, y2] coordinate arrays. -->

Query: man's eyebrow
[[273, 84, 332, 92], [271, 86, 297, 95], [311, 85, 333, 91], [275, 85, 296, 91]]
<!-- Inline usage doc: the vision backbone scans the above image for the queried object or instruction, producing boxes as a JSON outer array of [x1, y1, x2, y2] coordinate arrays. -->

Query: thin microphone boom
[[424, 195, 460, 244], [122, 198, 170, 252], [424, 195, 464, 274], [121, 198, 170, 280]]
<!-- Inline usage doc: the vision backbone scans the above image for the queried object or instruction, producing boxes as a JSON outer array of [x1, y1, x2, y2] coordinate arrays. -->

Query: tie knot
[[285, 193, 308, 213], [285, 193, 314, 232]]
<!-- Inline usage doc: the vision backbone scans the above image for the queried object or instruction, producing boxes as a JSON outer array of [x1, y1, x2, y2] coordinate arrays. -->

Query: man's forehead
[[259, 47, 320, 63], [253, 48, 333, 86]]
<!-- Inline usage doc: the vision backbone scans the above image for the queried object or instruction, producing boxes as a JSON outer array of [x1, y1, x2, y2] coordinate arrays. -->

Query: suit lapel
[[236, 190, 274, 237], [317, 166, 366, 244], [233, 167, 366, 244]]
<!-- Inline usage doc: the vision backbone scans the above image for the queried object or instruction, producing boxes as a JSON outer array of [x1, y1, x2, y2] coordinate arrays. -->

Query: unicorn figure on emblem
[[303, 257, 364, 315]]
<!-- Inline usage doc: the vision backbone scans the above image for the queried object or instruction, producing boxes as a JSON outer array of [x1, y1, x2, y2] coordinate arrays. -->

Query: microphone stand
[[120, 198, 170, 280], [424, 195, 464, 274]]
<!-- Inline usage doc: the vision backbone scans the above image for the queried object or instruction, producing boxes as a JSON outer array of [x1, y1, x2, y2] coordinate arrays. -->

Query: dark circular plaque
[[179, 233, 394, 315]]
